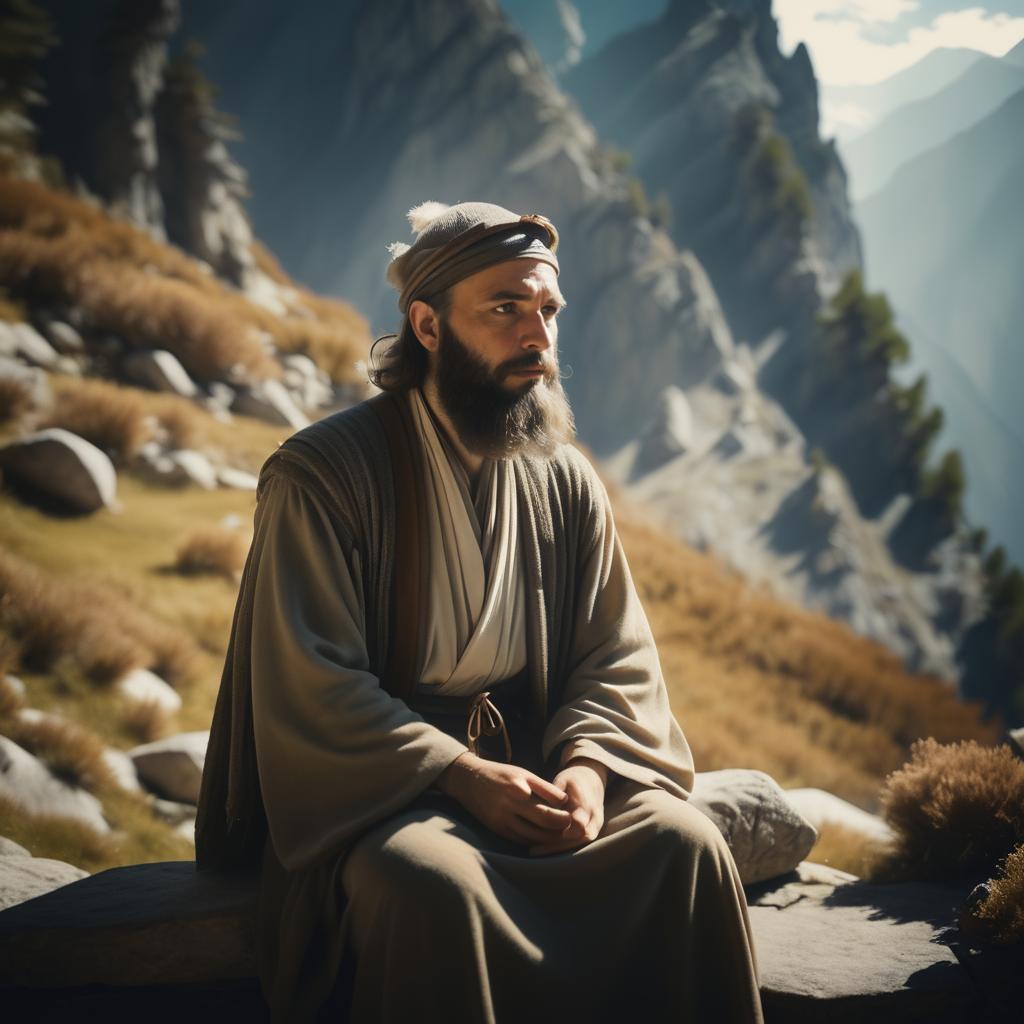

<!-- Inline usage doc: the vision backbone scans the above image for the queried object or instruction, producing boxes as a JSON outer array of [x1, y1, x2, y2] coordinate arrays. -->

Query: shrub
[[0, 373, 34, 423], [174, 526, 248, 580], [39, 373, 152, 463], [879, 738, 1024, 881], [0, 548, 200, 686], [0, 713, 115, 793], [120, 696, 171, 744], [970, 843, 1024, 944]]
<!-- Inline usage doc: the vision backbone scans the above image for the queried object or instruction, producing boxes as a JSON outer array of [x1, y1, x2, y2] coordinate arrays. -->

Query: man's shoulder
[[521, 442, 610, 520]]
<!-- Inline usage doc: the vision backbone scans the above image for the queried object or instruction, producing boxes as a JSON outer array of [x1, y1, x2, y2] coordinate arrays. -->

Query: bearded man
[[195, 201, 764, 1023]]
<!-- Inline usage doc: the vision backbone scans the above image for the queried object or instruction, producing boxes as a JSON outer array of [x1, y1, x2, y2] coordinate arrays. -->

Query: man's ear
[[408, 299, 441, 354]]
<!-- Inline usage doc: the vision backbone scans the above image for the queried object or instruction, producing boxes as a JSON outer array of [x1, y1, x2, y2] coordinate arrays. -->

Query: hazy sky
[[775, 0, 1024, 85]]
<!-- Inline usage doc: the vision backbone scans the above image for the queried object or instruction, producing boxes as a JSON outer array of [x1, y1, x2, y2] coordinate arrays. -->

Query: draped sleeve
[[541, 457, 695, 799], [249, 472, 471, 872]]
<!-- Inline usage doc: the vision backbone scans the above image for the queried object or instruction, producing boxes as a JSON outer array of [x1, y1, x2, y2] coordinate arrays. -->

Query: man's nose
[[521, 310, 553, 352]]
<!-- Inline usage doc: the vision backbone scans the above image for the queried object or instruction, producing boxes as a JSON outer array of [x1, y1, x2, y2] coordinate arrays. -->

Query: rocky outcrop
[[92, 0, 181, 239], [154, 43, 257, 288], [0, 846, 88, 913], [0, 858, 1005, 1020]]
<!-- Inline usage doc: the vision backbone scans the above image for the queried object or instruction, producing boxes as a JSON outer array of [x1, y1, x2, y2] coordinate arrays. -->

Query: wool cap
[[385, 200, 560, 314]]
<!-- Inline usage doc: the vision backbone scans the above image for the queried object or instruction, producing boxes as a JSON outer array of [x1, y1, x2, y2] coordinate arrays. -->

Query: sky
[[774, 0, 1024, 86], [502, 1, 1024, 86]]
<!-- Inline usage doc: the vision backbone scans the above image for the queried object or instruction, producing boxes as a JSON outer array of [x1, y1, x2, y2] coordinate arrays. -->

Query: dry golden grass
[[880, 739, 1024, 882], [0, 176, 371, 387], [972, 843, 1024, 944], [38, 373, 152, 463], [0, 711, 115, 793], [0, 547, 201, 687], [120, 696, 172, 744], [174, 526, 248, 580], [0, 374, 34, 424], [804, 821, 894, 880], [0, 788, 195, 873]]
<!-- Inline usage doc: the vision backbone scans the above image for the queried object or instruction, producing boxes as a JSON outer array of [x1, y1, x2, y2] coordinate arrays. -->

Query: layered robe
[[194, 387, 764, 1023]]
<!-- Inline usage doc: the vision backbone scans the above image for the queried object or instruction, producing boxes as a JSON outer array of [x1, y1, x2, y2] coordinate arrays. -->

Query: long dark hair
[[368, 288, 452, 392]]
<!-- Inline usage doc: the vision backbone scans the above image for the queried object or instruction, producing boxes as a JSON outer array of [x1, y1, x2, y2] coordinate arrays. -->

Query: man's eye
[[495, 303, 515, 314], [544, 305, 561, 317]]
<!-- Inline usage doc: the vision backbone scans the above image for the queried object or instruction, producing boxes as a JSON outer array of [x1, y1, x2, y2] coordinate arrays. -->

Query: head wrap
[[385, 200, 560, 315]]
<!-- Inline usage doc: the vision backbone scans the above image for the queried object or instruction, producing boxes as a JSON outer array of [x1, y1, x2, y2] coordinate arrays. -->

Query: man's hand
[[436, 752, 574, 846], [527, 757, 607, 857]]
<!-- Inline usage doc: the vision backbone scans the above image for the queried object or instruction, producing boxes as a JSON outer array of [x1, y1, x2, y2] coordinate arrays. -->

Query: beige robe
[[203, 390, 763, 1022]]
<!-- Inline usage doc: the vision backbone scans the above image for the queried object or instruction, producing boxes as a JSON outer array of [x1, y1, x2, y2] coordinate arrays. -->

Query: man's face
[[427, 259, 575, 457]]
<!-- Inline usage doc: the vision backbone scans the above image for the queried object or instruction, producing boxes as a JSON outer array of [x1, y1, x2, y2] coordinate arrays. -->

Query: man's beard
[[430, 319, 576, 459]]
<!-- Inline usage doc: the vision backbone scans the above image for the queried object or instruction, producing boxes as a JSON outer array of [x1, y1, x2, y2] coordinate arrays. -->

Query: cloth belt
[[406, 669, 531, 763]]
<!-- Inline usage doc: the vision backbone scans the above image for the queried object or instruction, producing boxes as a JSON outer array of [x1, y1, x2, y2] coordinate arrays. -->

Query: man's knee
[[630, 788, 730, 862], [343, 813, 480, 912]]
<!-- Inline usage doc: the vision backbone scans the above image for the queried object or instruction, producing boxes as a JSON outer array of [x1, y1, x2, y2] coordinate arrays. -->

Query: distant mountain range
[[858, 85, 1024, 564]]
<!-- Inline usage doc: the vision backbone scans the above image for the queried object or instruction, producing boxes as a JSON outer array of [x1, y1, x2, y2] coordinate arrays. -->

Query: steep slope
[[857, 87, 1024, 563], [563, 0, 861, 350], [843, 54, 1024, 201]]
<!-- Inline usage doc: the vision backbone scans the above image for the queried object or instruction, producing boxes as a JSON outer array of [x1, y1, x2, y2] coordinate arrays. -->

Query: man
[[195, 201, 764, 1023]]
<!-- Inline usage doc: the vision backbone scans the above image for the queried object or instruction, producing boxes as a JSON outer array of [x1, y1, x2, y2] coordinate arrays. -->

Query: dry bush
[[120, 697, 171, 744], [145, 391, 203, 449], [0, 712, 115, 793], [972, 843, 1024, 944], [174, 526, 248, 581], [880, 738, 1024, 881], [39, 373, 152, 462], [0, 548, 200, 687], [0, 176, 371, 388], [0, 374, 34, 424], [273, 314, 369, 385]]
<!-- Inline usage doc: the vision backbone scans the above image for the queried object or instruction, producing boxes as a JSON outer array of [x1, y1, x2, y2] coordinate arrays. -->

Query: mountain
[[562, 0, 862, 350], [857, 86, 1024, 564], [822, 47, 984, 144], [843, 54, 1024, 201]]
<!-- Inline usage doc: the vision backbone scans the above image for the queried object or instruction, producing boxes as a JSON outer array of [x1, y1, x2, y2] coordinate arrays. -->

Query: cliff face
[[562, 0, 861, 350]]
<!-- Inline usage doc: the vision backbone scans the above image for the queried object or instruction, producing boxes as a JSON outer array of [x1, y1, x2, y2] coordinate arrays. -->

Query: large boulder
[[0, 737, 110, 834], [232, 379, 309, 429], [0, 321, 59, 368], [785, 787, 894, 845], [0, 428, 117, 513], [689, 769, 817, 885], [129, 731, 208, 804]]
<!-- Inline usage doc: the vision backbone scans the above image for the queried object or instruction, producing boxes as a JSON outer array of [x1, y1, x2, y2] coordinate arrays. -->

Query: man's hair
[[368, 287, 452, 392]]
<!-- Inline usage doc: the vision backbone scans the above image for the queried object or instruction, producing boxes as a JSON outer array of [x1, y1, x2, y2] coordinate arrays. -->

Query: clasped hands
[[437, 751, 607, 856]]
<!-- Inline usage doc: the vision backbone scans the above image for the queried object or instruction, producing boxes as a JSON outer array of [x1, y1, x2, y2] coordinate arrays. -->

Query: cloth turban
[[385, 200, 560, 315]]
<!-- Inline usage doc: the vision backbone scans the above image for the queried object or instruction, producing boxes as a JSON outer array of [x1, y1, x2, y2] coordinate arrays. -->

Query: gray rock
[[0, 737, 110, 835], [0, 861, 257, 988], [0, 837, 31, 857], [0, 856, 88, 912], [689, 769, 817, 885], [785, 787, 894, 845], [3, 674, 26, 701], [40, 320, 85, 355], [747, 861, 980, 1021], [0, 321, 59, 368], [232, 379, 309, 429], [216, 466, 259, 490], [129, 731, 208, 804], [101, 748, 142, 794], [0, 428, 117, 513], [168, 449, 218, 490], [116, 666, 182, 714], [122, 349, 198, 398], [632, 386, 694, 478], [0, 356, 50, 412]]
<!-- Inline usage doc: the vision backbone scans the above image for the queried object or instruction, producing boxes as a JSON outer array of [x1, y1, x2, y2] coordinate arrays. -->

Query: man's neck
[[420, 380, 485, 484]]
